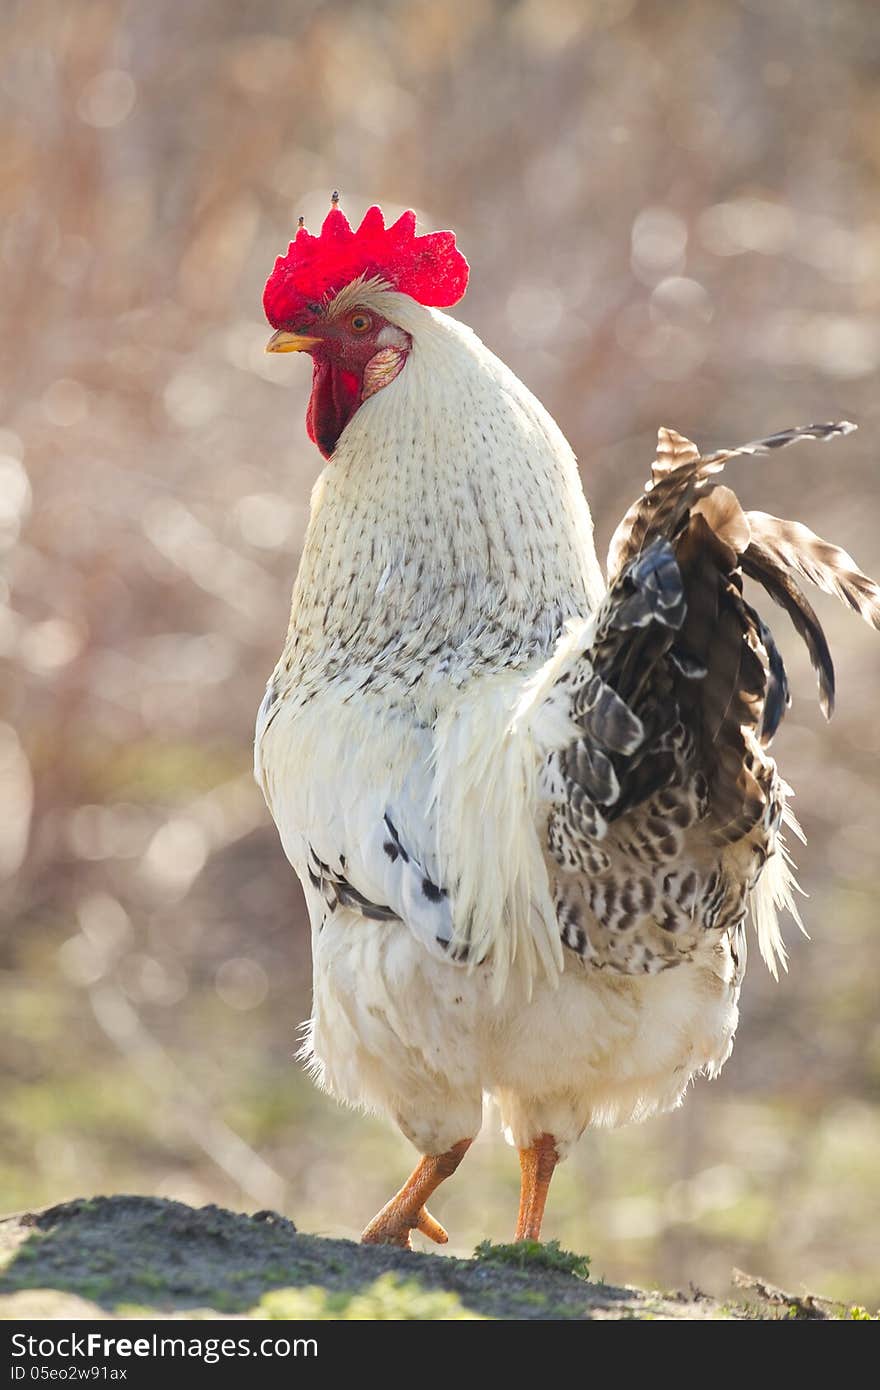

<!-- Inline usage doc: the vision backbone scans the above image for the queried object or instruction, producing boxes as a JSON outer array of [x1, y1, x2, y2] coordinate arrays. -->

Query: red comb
[[263, 198, 469, 327]]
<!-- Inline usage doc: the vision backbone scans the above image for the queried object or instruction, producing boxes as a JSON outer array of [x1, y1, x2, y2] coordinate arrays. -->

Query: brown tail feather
[[605, 419, 876, 845], [651, 425, 700, 480], [607, 419, 877, 717], [746, 511, 880, 635], [700, 420, 857, 469], [607, 420, 857, 584]]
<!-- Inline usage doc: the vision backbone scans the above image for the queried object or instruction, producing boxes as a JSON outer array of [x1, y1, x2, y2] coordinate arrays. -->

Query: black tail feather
[[741, 538, 835, 718]]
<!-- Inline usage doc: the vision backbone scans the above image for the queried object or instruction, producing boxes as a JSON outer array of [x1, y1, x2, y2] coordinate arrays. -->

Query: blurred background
[[2, 0, 879, 1309]]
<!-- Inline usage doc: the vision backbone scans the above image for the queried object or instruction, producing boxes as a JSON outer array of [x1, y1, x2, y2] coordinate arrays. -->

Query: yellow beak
[[265, 329, 322, 353]]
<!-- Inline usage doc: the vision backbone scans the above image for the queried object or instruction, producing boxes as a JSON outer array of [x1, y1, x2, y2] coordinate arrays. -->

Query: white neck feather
[[285, 293, 604, 675]]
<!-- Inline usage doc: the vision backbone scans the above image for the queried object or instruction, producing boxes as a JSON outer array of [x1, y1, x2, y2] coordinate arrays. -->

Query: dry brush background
[[2, 0, 879, 1307]]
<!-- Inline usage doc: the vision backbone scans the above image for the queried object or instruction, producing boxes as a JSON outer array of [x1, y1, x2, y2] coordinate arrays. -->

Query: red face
[[266, 305, 411, 459]]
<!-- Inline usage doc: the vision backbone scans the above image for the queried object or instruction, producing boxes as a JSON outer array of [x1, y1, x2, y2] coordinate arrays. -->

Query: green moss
[[256, 1273, 485, 1321], [717, 1303, 756, 1320], [76, 1278, 117, 1301], [210, 1290, 239, 1313], [9, 1244, 38, 1264], [474, 1239, 591, 1281], [510, 1289, 549, 1306]]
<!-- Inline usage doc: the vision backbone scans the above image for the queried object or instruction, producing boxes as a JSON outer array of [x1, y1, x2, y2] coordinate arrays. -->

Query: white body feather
[[257, 293, 764, 1156]]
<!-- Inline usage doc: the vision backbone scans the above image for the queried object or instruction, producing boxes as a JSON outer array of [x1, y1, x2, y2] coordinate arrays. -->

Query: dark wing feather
[[306, 846, 399, 922], [547, 419, 876, 974]]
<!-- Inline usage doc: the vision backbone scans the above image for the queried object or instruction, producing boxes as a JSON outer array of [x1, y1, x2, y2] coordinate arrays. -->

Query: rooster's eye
[[350, 312, 372, 334]]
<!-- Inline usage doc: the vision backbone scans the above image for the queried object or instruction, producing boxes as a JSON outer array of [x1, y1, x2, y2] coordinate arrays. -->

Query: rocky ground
[[0, 1195, 863, 1320]]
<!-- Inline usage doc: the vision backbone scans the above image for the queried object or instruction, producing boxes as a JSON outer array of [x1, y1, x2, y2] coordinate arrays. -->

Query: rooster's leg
[[515, 1132, 559, 1242], [361, 1138, 472, 1249]]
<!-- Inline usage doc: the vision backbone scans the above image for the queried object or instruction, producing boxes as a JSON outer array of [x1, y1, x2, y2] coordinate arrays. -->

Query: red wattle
[[306, 360, 362, 459]]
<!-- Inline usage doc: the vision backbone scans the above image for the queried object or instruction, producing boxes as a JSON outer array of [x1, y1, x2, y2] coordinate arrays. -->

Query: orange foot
[[515, 1132, 559, 1242], [361, 1139, 472, 1249], [361, 1202, 449, 1249]]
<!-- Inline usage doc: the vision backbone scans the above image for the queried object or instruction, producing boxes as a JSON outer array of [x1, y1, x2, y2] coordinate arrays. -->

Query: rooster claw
[[415, 1207, 448, 1243], [360, 1140, 470, 1248], [361, 1203, 448, 1249]]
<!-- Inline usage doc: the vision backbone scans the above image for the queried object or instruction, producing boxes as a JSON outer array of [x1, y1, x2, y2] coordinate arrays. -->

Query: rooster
[[255, 196, 880, 1248]]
